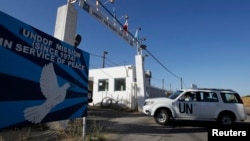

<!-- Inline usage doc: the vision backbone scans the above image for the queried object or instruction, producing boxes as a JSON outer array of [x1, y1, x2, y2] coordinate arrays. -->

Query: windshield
[[169, 90, 183, 99]]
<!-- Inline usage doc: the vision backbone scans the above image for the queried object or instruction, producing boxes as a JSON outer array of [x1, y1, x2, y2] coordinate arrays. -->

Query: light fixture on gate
[[74, 34, 82, 47], [140, 44, 147, 50]]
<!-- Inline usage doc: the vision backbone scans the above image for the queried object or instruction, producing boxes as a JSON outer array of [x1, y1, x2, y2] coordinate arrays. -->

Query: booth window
[[114, 78, 126, 91], [98, 79, 109, 91]]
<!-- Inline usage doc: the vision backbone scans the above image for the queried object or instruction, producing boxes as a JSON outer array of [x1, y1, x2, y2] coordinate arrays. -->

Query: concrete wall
[[145, 86, 168, 99], [54, 3, 77, 46]]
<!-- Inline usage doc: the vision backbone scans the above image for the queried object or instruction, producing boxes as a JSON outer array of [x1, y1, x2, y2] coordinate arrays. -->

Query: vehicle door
[[193, 91, 220, 119], [173, 92, 196, 118]]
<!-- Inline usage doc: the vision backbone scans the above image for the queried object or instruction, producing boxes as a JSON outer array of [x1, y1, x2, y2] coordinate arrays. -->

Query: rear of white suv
[[143, 88, 247, 126]]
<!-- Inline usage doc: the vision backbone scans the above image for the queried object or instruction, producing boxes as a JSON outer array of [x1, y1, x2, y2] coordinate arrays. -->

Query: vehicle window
[[169, 90, 183, 99], [179, 92, 195, 102], [220, 93, 243, 103], [195, 91, 218, 102]]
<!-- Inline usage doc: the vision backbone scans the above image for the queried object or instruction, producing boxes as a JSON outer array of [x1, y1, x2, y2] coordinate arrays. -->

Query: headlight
[[144, 100, 154, 105]]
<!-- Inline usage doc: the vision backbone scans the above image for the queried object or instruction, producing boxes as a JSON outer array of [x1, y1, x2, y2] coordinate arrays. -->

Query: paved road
[[86, 107, 250, 141], [0, 107, 248, 141]]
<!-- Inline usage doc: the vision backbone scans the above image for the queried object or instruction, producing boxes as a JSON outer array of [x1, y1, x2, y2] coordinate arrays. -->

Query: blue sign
[[0, 11, 90, 129]]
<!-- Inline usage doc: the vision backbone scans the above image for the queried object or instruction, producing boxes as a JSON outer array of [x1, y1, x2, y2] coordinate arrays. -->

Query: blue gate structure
[[0, 11, 90, 129]]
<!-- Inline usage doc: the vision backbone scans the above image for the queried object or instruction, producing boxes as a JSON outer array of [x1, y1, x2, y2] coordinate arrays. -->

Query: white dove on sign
[[24, 63, 71, 123]]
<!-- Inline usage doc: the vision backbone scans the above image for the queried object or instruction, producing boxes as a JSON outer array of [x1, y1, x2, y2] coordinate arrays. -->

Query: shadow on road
[[87, 106, 250, 136]]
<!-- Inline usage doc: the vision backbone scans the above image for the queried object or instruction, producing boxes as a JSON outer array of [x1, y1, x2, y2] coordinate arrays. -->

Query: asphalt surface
[[86, 106, 250, 141], [0, 107, 249, 141]]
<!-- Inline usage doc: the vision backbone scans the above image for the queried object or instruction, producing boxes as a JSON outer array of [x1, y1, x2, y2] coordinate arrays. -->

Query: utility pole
[[181, 77, 183, 89], [102, 51, 108, 68], [162, 79, 164, 89]]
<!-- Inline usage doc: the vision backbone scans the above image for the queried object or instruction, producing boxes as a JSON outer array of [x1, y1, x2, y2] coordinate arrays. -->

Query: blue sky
[[1, 0, 250, 95]]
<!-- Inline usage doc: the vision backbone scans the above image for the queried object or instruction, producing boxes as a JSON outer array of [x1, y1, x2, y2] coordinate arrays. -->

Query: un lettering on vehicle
[[179, 103, 193, 114]]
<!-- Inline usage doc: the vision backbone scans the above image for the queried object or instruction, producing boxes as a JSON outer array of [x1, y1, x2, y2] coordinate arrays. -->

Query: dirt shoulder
[[0, 107, 137, 141]]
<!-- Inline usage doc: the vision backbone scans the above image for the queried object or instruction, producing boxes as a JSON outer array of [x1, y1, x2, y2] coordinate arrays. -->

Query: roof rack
[[193, 88, 235, 92]]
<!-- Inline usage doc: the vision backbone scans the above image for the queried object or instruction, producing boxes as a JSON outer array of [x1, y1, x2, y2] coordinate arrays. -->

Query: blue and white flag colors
[[0, 11, 90, 129]]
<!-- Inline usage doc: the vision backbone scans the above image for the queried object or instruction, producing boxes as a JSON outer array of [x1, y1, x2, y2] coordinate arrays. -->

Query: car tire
[[154, 109, 170, 125], [217, 113, 234, 126]]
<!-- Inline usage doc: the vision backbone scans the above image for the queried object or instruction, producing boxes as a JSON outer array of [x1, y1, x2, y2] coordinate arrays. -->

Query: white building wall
[[89, 65, 136, 109], [89, 64, 167, 111]]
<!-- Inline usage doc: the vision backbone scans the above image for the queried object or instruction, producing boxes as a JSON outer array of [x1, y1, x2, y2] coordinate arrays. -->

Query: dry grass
[[0, 119, 101, 141], [242, 96, 250, 107]]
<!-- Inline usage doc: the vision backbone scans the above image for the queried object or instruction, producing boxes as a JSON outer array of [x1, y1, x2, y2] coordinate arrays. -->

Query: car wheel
[[154, 109, 170, 125], [217, 113, 234, 126]]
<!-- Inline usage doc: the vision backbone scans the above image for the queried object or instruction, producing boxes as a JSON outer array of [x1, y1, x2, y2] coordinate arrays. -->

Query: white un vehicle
[[143, 88, 247, 126]]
